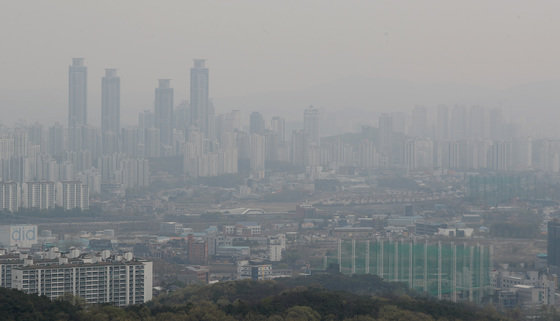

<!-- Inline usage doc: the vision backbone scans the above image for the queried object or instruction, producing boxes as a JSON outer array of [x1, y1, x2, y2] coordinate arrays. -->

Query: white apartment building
[[0, 181, 20, 212], [250, 134, 266, 179], [56, 181, 89, 210], [116, 158, 150, 189], [268, 234, 286, 262], [23, 181, 56, 210], [11, 257, 152, 306]]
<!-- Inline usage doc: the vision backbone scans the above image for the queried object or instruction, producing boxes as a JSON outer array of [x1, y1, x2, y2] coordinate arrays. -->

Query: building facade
[[56, 181, 89, 210], [68, 58, 87, 128], [101, 69, 120, 154], [23, 181, 56, 209], [0, 181, 19, 212], [11, 258, 152, 306], [154, 79, 174, 147], [547, 220, 560, 267], [190, 59, 209, 137]]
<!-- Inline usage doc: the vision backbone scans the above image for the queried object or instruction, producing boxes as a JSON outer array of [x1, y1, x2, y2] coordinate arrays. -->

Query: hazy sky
[[1, 0, 559, 126]]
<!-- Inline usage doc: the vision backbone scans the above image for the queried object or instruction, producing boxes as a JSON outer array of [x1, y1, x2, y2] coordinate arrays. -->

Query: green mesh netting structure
[[325, 239, 492, 303]]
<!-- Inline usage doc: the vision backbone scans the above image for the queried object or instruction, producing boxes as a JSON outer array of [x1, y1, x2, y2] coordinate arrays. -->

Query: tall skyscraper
[[250, 134, 266, 179], [436, 105, 449, 141], [468, 105, 485, 139], [47, 123, 65, 157], [68, 58, 87, 128], [101, 69, 120, 134], [101, 69, 120, 154], [138, 110, 155, 130], [271, 116, 286, 143], [410, 106, 428, 138], [303, 105, 320, 145], [190, 59, 209, 136], [451, 105, 467, 140], [548, 220, 560, 267], [489, 107, 504, 140], [377, 113, 394, 166], [154, 79, 174, 147], [291, 130, 305, 166], [250, 112, 266, 135]]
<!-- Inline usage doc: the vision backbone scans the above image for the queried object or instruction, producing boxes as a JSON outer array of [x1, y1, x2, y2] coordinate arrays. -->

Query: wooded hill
[[0, 272, 512, 321]]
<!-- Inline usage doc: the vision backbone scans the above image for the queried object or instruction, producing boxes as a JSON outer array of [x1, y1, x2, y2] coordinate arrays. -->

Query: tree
[[285, 306, 321, 321]]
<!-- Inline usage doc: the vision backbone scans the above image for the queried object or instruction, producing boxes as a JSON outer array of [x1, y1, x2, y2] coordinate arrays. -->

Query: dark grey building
[[154, 79, 174, 147], [189, 59, 209, 136], [101, 69, 120, 154], [547, 220, 560, 266], [68, 58, 87, 128], [250, 112, 265, 135], [101, 69, 120, 134], [303, 105, 320, 145]]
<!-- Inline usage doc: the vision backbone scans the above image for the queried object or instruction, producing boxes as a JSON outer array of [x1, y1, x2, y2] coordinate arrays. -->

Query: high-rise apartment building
[[290, 130, 305, 166], [117, 159, 150, 189], [451, 105, 467, 140], [489, 108, 504, 140], [468, 105, 485, 139], [250, 112, 266, 135], [547, 220, 560, 267], [56, 181, 89, 210], [487, 141, 512, 171], [271, 116, 286, 143], [304, 105, 320, 145], [0, 136, 15, 160], [138, 110, 155, 130], [436, 105, 449, 141], [358, 139, 378, 169], [120, 128, 139, 157], [410, 106, 428, 138], [143, 127, 160, 158], [101, 69, 120, 141], [250, 134, 266, 179], [377, 114, 394, 166], [154, 79, 174, 147], [23, 181, 55, 210], [0, 182, 19, 212], [68, 58, 87, 128], [190, 59, 209, 136], [47, 123, 65, 157], [404, 138, 434, 171], [11, 257, 152, 306]]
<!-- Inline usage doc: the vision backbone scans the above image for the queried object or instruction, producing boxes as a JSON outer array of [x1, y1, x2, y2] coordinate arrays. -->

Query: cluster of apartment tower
[[0, 58, 323, 190], [0, 181, 88, 212], [0, 58, 553, 211]]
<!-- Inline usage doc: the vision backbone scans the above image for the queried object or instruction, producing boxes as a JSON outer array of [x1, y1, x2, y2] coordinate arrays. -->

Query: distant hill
[[0, 272, 513, 321]]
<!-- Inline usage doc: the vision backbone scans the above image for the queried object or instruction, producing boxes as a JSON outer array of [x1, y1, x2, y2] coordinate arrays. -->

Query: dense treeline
[[0, 273, 512, 321], [0, 288, 80, 321]]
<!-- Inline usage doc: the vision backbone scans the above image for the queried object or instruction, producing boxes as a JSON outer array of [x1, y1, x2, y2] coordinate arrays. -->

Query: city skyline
[[3, 2, 560, 318], [3, 1, 560, 133]]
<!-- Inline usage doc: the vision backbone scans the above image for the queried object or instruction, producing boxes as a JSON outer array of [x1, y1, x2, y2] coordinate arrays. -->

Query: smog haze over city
[[2, 1, 560, 320]]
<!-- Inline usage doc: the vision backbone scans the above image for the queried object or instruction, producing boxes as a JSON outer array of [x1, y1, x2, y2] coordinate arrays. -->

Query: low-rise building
[[492, 270, 556, 308], [237, 260, 272, 280], [236, 222, 261, 236]]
